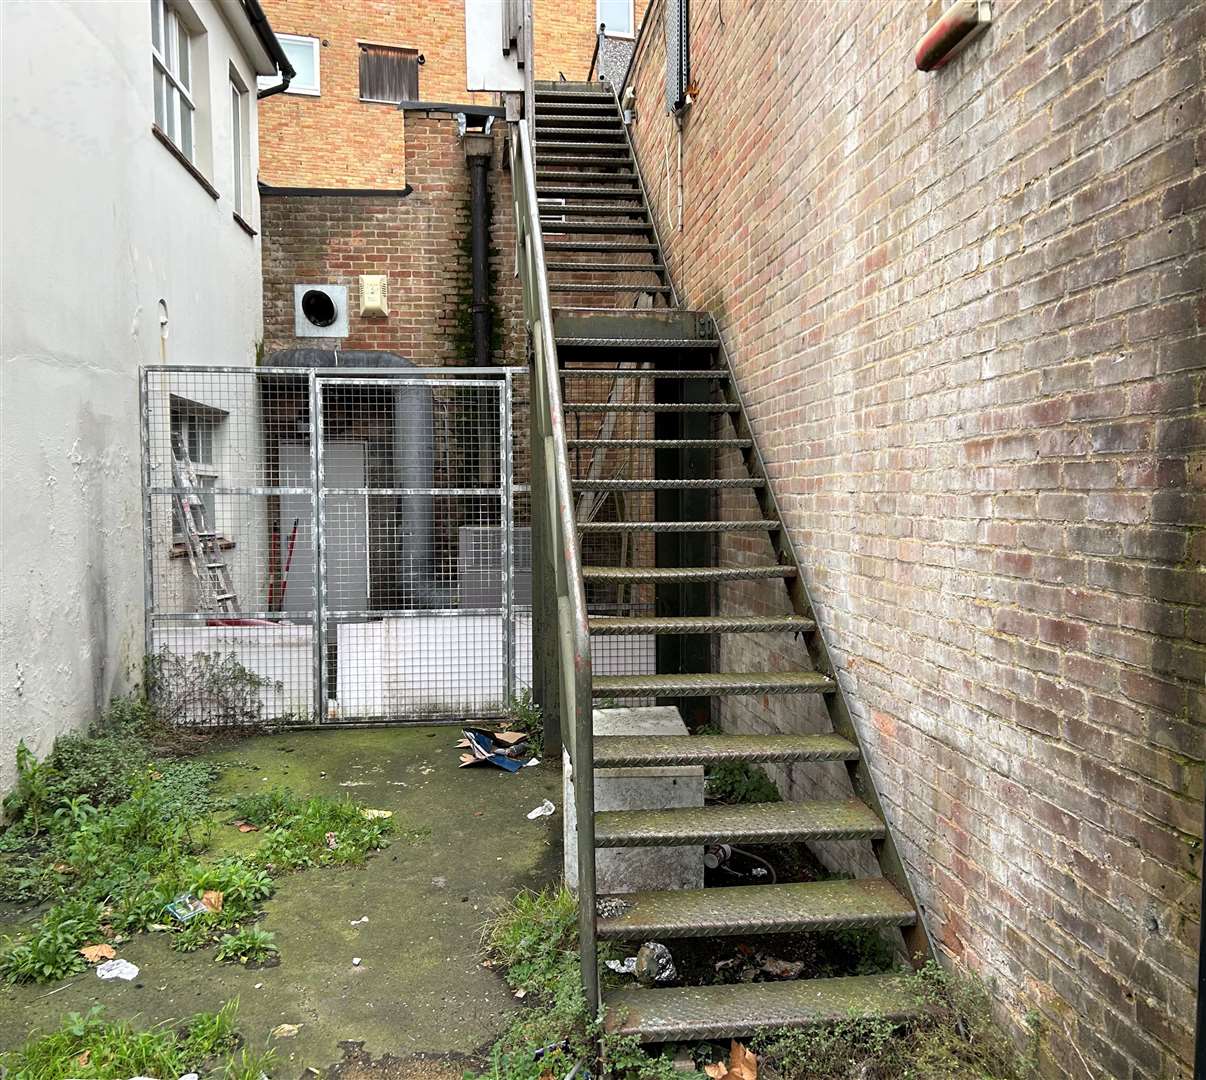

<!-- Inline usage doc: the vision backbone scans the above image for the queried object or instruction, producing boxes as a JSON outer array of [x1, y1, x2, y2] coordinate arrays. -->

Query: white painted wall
[[0, 1, 278, 793]]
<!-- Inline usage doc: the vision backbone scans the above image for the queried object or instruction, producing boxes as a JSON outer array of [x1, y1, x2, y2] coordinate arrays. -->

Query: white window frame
[[597, 0, 636, 38], [230, 72, 250, 216], [151, 0, 197, 160], [170, 406, 221, 540], [276, 33, 320, 96]]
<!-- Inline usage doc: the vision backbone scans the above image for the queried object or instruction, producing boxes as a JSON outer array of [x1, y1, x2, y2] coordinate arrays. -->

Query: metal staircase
[[513, 80, 933, 1045]]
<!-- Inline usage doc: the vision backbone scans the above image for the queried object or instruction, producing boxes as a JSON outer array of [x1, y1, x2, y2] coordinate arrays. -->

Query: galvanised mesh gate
[[141, 365, 531, 726]]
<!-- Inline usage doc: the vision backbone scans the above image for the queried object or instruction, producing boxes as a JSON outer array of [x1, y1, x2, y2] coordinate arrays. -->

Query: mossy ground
[[0, 727, 562, 1074]]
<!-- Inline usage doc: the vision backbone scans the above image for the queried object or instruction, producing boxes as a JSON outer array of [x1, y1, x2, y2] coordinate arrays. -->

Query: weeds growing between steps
[[0, 690, 401, 984], [0, 998, 277, 1080], [476, 886, 1042, 1080]]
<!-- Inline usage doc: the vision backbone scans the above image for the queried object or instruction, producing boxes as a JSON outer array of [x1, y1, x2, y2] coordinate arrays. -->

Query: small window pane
[[282, 37, 317, 92], [598, 0, 633, 35], [153, 65, 166, 127], [359, 44, 418, 104], [165, 84, 177, 141], [180, 101, 194, 161], [150, 0, 162, 51], [176, 18, 190, 89], [231, 84, 243, 212]]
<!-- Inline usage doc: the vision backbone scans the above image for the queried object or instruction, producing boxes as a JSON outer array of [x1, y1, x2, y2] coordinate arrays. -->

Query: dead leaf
[[729, 1041, 757, 1080], [271, 1023, 301, 1039], [52, 862, 74, 874], [79, 943, 116, 964], [77, 1051, 91, 1067], [233, 820, 259, 833], [361, 808, 393, 820], [539, 1071, 555, 1080], [704, 1065, 727, 1080], [201, 890, 224, 913], [513, 987, 527, 999], [150, 770, 164, 780]]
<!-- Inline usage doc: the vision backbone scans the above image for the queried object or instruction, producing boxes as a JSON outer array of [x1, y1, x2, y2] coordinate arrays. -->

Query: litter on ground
[[526, 799, 556, 819], [271, 1023, 301, 1039], [164, 893, 208, 922], [605, 957, 637, 975], [634, 941, 677, 986], [457, 728, 533, 772], [96, 958, 140, 981]]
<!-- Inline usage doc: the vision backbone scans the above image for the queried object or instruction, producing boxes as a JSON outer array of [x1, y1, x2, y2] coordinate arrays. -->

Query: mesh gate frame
[[140, 364, 531, 728]]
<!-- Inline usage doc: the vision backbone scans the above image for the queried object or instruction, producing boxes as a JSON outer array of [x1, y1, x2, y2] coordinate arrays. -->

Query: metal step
[[535, 101, 618, 112], [593, 671, 835, 698], [596, 878, 914, 939], [555, 335, 717, 348], [589, 613, 813, 633], [548, 262, 666, 273], [536, 154, 633, 167], [578, 518, 776, 533], [546, 205, 650, 216], [550, 283, 673, 293], [538, 127, 628, 137], [534, 138, 632, 149], [561, 368, 726, 378], [582, 565, 795, 584], [538, 186, 645, 199], [573, 478, 762, 491], [592, 732, 853, 766], [542, 221, 653, 234], [535, 89, 615, 101], [563, 401, 736, 412], [536, 114, 623, 124], [569, 438, 743, 449], [545, 240, 659, 253], [603, 973, 918, 1043], [537, 171, 639, 184], [594, 799, 883, 847]]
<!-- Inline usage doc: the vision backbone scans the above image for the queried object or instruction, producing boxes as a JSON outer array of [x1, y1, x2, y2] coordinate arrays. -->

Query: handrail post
[[509, 120, 598, 1015]]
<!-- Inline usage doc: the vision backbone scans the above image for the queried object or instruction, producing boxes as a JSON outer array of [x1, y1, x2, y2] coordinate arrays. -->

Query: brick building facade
[[624, 1, 1203, 1077], [257, 0, 645, 364]]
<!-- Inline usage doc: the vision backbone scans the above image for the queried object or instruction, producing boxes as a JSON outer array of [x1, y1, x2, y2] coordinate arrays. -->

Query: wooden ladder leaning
[[170, 432, 239, 614]]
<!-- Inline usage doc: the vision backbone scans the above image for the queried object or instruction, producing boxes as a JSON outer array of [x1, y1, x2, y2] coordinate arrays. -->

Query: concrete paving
[[0, 727, 562, 1074]]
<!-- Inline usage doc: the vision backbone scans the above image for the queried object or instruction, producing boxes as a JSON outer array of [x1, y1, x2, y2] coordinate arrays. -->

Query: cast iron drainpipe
[[463, 130, 495, 366], [245, 0, 295, 98]]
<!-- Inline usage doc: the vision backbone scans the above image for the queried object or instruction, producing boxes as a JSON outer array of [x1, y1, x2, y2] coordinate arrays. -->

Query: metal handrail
[[509, 117, 600, 1014]]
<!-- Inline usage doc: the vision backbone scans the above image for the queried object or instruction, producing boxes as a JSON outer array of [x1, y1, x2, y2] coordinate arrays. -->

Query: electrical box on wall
[[360, 275, 389, 317], [293, 284, 348, 337]]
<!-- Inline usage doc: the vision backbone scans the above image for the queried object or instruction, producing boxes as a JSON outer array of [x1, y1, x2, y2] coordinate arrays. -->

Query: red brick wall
[[258, 0, 641, 188], [261, 113, 522, 365], [627, 1, 1204, 1077]]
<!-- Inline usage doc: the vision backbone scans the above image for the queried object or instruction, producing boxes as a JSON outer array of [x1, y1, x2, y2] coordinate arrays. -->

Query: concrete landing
[[0, 727, 562, 1073]]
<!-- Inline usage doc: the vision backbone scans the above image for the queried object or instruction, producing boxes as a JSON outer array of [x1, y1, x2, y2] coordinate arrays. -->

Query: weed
[[215, 927, 278, 965], [473, 886, 679, 1080], [147, 647, 280, 728], [705, 759, 782, 804], [752, 961, 1040, 1080], [0, 731, 397, 984], [223, 1045, 280, 1080], [0, 1001, 254, 1080], [506, 689, 545, 758]]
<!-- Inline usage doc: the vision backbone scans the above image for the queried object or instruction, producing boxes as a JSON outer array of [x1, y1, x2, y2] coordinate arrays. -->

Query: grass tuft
[[0, 1000, 256, 1080]]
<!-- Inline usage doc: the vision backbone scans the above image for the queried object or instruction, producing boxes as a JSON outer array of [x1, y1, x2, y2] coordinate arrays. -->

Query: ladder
[[170, 432, 238, 614]]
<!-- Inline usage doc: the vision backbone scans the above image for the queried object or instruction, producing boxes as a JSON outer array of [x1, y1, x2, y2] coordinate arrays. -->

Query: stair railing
[[510, 117, 600, 1014]]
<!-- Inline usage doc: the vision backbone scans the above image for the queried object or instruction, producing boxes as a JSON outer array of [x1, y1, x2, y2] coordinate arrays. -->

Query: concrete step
[[595, 798, 883, 847], [596, 877, 914, 939], [603, 973, 919, 1042], [592, 731, 853, 766]]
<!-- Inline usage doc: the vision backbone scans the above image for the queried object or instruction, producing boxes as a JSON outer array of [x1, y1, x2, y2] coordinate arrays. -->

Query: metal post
[[501, 373, 515, 704], [138, 369, 155, 680], [310, 373, 328, 722]]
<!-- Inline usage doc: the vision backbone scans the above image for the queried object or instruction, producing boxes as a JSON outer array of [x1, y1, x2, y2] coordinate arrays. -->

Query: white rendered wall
[[0, 1, 272, 792]]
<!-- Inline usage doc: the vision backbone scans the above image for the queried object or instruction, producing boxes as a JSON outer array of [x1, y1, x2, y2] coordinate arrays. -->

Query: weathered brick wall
[[627, 1, 1204, 1077], [258, 0, 644, 188], [261, 113, 522, 365]]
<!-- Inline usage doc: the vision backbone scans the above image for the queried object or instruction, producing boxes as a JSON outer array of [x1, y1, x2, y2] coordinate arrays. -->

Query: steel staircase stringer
[[603, 80, 937, 971]]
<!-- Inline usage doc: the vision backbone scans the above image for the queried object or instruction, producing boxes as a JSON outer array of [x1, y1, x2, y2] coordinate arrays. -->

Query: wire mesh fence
[[142, 366, 530, 727]]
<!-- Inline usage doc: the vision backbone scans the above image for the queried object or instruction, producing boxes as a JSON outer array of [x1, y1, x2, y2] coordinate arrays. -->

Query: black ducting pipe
[[468, 153, 493, 365]]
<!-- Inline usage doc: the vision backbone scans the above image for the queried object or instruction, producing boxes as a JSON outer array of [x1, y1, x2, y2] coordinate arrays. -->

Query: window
[[359, 44, 419, 104], [273, 34, 320, 95], [597, 0, 635, 36], [230, 75, 249, 216], [170, 402, 221, 539], [151, 0, 197, 159]]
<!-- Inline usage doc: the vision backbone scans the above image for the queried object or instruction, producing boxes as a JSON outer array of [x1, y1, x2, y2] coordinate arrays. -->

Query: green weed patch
[[0, 1000, 276, 1080]]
